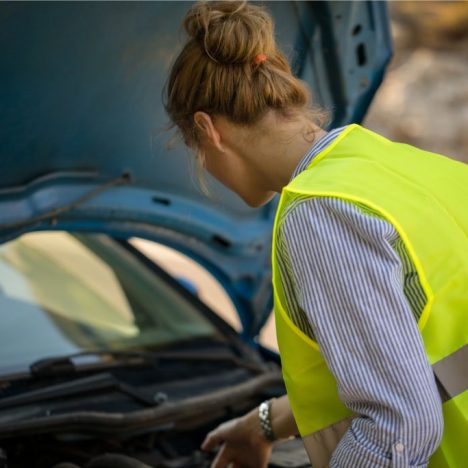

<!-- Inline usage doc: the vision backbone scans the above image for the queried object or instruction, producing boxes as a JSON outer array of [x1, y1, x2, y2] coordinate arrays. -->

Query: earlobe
[[194, 111, 224, 152]]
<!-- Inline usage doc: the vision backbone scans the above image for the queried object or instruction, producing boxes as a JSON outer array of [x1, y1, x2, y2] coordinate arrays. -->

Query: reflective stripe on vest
[[272, 123, 468, 467], [434, 344, 468, 403], [299, 346, 468, 468]]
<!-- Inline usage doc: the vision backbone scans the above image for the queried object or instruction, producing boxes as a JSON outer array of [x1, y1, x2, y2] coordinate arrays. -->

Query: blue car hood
[[0, 2, 391, 337]]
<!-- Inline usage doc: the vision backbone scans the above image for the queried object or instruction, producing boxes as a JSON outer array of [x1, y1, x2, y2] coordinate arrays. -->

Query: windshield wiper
[[30, 350, 155, 377], [29, 349, 264, 378], [0, 372, 166, 410], [0, 350, 265, 411]]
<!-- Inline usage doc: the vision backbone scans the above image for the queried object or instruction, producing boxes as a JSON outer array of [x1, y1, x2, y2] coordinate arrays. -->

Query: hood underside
[[0, 1, 392, 336]]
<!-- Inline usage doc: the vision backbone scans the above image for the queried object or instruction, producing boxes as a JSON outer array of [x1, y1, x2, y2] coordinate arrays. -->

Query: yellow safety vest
[[272, 124, 468, 467]]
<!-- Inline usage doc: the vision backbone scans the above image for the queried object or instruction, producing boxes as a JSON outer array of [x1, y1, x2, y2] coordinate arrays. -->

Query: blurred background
[[140, 0, 468, 351], [364, 1, 468, 164]]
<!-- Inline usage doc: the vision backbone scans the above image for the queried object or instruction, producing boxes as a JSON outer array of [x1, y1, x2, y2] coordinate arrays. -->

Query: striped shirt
[[276, 126, 444, 467]]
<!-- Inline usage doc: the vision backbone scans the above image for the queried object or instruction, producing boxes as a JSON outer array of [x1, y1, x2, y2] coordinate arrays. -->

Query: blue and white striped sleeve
[[280, 197, 444, 467]]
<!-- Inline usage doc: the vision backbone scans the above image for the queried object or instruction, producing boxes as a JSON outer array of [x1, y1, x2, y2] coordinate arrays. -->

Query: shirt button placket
[[392, 442, 409, 468]]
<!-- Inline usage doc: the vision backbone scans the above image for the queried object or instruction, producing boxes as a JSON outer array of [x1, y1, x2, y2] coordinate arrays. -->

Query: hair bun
[[184, 1, 275, 65]]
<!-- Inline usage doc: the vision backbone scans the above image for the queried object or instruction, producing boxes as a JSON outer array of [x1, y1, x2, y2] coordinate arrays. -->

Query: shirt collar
[[289, 125, 349, 182]]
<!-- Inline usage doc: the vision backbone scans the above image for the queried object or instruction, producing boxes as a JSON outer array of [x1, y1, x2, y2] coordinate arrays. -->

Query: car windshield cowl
[[0, 368, 284, 440], [9, 348, 266, 382], [0, 371, 167, 411]]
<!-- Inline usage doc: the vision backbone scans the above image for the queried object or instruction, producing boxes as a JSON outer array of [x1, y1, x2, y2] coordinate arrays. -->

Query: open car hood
[[0, 1, 392, 337]]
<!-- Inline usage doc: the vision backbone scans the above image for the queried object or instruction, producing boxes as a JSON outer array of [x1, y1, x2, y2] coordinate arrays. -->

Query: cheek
[[204, 152, 273, 206]]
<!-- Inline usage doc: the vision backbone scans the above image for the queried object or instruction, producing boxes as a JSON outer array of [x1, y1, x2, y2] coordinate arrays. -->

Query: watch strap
[[258, 399, 276, 442]]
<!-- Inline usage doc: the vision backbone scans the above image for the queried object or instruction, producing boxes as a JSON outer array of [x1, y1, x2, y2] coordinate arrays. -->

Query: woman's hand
[[201, 408, 273, 468]]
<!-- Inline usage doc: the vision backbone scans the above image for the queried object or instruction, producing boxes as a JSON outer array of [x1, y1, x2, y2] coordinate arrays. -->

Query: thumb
[[201, 427, 224, 451]]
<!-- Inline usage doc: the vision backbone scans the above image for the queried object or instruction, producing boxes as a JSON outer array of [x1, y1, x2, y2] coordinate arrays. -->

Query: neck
[[243, 113, 326, 193]]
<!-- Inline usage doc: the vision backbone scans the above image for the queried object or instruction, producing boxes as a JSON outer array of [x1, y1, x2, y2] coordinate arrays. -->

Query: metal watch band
[[258, 399, 276, 442]]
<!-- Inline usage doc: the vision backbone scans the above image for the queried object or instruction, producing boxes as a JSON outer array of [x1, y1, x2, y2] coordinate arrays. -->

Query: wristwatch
[[258, 399, 276, 441]]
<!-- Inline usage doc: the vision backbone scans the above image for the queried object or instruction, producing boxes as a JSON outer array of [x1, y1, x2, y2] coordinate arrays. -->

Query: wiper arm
[[30, 350, 155, 377], [29, 349, 264, 378], [0, 372, 166, 410]]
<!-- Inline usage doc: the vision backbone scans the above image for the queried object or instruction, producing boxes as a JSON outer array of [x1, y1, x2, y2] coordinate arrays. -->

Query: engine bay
[[0, 352, 311, 467], [0, 425, 311, 468]]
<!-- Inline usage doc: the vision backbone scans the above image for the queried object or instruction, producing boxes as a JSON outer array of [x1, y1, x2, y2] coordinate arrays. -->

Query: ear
[[193, 111, 223, 152]]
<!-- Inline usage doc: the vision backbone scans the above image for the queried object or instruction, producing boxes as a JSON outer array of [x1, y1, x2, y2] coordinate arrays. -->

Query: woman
[[164, 2, 467, 467]]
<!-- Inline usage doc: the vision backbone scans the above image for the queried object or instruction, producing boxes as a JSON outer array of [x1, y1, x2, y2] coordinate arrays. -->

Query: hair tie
[[254, 53, 268, 65]]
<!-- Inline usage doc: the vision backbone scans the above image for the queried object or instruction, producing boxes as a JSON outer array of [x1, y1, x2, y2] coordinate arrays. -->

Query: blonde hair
[[164, 1, 328, 190]]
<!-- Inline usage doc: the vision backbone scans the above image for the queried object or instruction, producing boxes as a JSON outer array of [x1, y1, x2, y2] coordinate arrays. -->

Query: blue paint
[[0, 2, 391, 338]]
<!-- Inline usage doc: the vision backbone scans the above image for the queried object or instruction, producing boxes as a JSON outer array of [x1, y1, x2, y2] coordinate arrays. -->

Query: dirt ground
[[133, 2, 468, 351]]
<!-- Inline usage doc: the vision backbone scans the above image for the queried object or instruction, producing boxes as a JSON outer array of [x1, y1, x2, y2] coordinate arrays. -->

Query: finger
[[211, 444, 231, 468], [202, 420, 233, 451], [201, 429, 223, 451]]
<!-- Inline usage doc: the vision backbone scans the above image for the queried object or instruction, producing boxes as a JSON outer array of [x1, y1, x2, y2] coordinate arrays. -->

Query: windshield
[[0, 231, 220, 375]]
